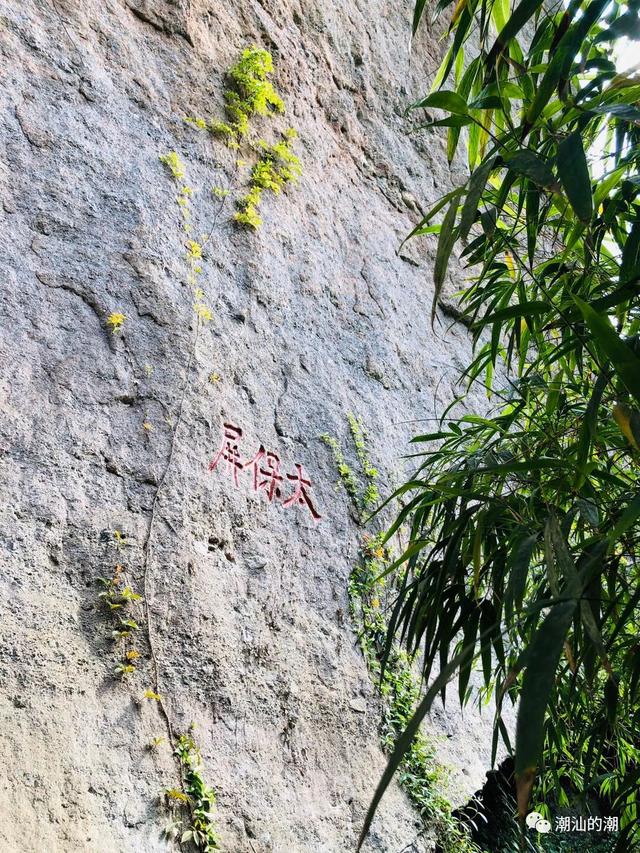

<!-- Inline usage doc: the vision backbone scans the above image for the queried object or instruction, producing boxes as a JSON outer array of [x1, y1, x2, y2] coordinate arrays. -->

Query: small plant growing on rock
[[97, 561, 143, 679], [159, 153, 215, 322], [164, 729, 220, 851], [233, 184, 263, 229], [159, 150, 186, 181], [144, 689, 162, 701], [183, 47, 301, 230], [96, 532, 143, 679], [234, 130, 301, 229], [106, 312, 126, 333], [322, 412, 379, 519], [113, 529, 127, 549], [211, 46, 284, 146], [346, 412, 379, 510], [321, 432, 360, 510]]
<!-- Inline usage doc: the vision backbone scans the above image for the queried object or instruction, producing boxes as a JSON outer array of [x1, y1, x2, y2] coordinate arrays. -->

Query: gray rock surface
[[0, 1, 499, 851]]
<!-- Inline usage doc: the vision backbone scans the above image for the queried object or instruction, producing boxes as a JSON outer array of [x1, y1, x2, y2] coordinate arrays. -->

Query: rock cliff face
[[0, 2, 494, 851]]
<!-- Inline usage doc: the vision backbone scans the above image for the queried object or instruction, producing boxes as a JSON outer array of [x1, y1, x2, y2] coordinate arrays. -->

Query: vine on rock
[[235, 130, 301, 229], [97, 530, 142, 679], [141, 150, 221, 848], [164, 730, 221, 851], [186, 46, 301, 229], [322, 416, 480, 853]]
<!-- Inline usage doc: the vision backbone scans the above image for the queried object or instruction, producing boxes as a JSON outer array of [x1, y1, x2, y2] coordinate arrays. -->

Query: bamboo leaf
[[504, 150, 555, 188], [526, 0, 609, 128], [612, 403, 640, 450], [458, 604, 480, 704], [398, 187, 464, 251], [546, 514, 581, 598], [486, 0, 545, 70], [505, 533, 538, 619], [575, 371, 608, 481], [573, 297, 640, 405], [556, 132, 593, 222], [620, 220, 640, 286], [608, 494, 640, 544], [411, 0, 430, 36], [409, 90, 469, 114], [459, 157, 495, 243], [432, 197, 459, 326], [548, 516, 612, 674], [526, 181, 540, 265], [592, 102, 640, 121], [440, 457, 563, 478]]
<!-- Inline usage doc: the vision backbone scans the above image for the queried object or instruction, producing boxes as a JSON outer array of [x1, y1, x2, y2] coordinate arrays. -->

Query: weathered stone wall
[[0, 1, 494, 851]]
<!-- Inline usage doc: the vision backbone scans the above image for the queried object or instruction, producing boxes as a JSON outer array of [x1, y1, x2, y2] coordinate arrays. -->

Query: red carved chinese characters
[[208, 422, 244, 487], [258, 451, 285, 502], [282, 463, 321, 521], [208, 423, 321, 521], [242, 444, 266, 492]]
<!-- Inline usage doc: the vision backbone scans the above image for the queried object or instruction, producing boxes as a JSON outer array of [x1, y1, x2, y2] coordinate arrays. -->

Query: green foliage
[[159, 151, 186, 181], [210, 46, 284, 146], [164, 730, 220, 851], [325, 420, 479, 853], [256, 129, 302, 184], [208, 120, 237, 146], [252, 159, 283, 193], [229, 47, 284, 113], [186, 47, 301, 230], [360, 1, 640, 850], [184, 116, 208, 131], [322, 412, 379, 520], [346, 412, 380, 508], [160, 152, 214, 322], [97, 535, 143, 680], [321, 432, 361, 509], [234, 131, 301, 229], [234, 184, 263, 229]]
